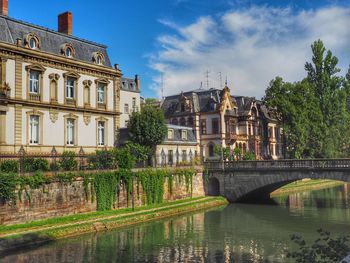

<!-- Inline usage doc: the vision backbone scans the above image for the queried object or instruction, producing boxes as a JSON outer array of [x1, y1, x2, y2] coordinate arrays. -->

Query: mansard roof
[[0, 15, 111, 67], [121, 77, 139, 93], [164, 124, 197, 144], [161, 87, 279, 121]]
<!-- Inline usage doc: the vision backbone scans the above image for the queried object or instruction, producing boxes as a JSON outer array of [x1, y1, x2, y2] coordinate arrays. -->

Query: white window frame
[[168, 129, 174, 140], [66, 118, 75, 145], [124, 103, 129, 114], [97, 121, 106, 146], [29, 115, 40, 144], [29, 70, 40, 94], [66, 77, 75, 99], [181, 130, 188, 140], [97, 84, 106, 103]]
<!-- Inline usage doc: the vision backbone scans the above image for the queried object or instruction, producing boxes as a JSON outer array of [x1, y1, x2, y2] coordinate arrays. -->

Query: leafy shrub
[[24, 157, 49, 172], [125, 143, 150, 162], [287, 229, 350, 263], [0, 160, 19, 173], [59, 151, 77, 171], [0, 173, 17, 203], [113, 148, 135, 169], [243, 151, 256, 161], [87, 150, 115, 170]]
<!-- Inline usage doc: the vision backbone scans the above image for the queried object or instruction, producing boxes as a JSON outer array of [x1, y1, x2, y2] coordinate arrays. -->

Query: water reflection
[[2, 184, 350, 263]]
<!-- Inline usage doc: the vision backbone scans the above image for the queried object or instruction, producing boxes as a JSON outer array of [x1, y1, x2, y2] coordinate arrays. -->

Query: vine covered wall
[[0, 168, 205, 225]]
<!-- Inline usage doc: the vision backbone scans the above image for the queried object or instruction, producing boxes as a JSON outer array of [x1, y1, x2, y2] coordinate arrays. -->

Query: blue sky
[[9, 0, 350, 98]]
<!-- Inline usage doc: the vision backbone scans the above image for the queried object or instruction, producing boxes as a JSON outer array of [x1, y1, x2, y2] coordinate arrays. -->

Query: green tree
[[263, 40, 350, 158], [128, 105, 167, 148]]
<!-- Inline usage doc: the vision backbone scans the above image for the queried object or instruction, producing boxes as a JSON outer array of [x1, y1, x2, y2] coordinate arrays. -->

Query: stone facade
[[161, 86, 284, 160], [0, 2, 123, 155], [0, 172, 205, 225]]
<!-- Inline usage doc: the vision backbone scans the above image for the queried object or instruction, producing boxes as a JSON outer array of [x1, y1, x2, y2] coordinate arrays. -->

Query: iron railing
[[205, 159, 350, 171]]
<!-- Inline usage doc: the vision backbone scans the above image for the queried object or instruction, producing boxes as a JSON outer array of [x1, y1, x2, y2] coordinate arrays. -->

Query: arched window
[[172, 118, 178, 125]]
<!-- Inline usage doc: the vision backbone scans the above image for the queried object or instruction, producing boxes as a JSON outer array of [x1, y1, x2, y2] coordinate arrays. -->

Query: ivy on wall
[[0, 168, 197, 211]]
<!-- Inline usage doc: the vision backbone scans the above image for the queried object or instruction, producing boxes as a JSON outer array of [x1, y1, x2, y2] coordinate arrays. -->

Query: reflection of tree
[[3, 184, 350, 263]]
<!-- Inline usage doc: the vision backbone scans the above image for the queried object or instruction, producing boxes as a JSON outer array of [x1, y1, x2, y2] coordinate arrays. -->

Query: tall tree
[[128, 105, 167, 149]]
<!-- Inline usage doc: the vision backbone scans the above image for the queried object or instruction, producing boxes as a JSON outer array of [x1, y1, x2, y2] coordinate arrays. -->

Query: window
[[208, 144, 214, 157], [181, 103, 185, 112], [168, 150, 173, 165], [65, 47, 73, 57], [212, 118, 219, 134], [93, 52, 104, 65], [132, 97, 136, 111], [182, 150, 187, 162], [181, 130, 188, 140], [66, 77, 75, 99], [66, 119, 75, 145], [124, 104, 129, 114], [29, 70, 40, 94], [180, 117, 186, 126], [187, 117, 194, 126], [97, 121, 105, 146], [171, 118, 178, 125], [29, 115, 39, 144], [97, 83, 106, 103], [29, 38, 37, 49], [168, 129, 174, 140], [200, 120, 207, 135]]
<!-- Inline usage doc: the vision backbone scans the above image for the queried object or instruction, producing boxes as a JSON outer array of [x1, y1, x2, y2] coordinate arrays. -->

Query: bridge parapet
[[205, 159, 350, 171]]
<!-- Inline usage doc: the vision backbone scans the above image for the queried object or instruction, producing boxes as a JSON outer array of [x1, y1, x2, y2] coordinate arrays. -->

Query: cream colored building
[[119, 76, 141, 128], [0, 2, 122, 154]]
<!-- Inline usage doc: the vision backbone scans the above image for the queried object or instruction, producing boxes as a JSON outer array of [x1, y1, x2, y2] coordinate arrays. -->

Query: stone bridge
[[205, 159, 350, 203]]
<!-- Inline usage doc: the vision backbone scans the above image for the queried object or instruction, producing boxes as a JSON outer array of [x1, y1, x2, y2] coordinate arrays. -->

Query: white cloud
[[149, 6, 350, 98]]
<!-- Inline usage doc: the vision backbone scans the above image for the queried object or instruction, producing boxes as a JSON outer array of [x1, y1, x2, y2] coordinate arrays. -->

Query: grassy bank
[[0, 196, 228, 254], [271, 179, 345, 197]]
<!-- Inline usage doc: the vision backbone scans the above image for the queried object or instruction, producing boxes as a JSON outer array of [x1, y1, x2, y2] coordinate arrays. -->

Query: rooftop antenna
[[200, 81, 203, 90], [225, 76, 228, 86], [205, 70, 210, 89], [218, 72, 222, 89]]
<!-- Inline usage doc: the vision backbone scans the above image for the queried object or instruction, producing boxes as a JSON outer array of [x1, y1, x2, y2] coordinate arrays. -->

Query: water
[[2, 184, 350, 263]]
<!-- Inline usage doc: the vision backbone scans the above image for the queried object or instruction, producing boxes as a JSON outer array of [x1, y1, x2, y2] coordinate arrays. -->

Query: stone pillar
[[15, 56, 23, 99], [0, 111, 6, 144], [113, 77, 120, 146], [14, 104, 22, 146]]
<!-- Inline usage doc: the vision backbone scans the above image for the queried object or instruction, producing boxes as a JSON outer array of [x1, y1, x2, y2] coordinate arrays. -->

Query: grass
[[271, 179, 345, 196], [0, 196, 227, 238]]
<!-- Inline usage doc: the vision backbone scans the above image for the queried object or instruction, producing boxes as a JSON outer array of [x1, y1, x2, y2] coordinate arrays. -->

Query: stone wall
[[0, 172, 205, 225]]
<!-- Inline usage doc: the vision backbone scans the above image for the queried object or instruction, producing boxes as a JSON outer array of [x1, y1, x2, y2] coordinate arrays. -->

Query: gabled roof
[[0, 15, 111, 67]]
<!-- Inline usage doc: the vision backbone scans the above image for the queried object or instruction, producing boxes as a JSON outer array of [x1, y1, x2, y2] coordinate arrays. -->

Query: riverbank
[[0, 196, 228, 255], [271, 179, 345, 197]]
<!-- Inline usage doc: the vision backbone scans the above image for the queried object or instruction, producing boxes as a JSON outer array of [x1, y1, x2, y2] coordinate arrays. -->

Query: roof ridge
[[0, 15, 107, 48]]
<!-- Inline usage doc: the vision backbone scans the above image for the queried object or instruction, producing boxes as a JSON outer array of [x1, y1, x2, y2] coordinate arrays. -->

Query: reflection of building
[[120, 76, 141, 128], [161, 86, 283, 160], [155, 124, 198, 166], [0, 1, 122, 154]]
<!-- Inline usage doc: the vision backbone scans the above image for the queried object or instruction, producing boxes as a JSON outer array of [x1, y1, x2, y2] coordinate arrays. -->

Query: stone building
[[119, 75, 141, 128], [161, 86, 283, 160], [156, 124, 199, 166], [0, 0, 123, 154]]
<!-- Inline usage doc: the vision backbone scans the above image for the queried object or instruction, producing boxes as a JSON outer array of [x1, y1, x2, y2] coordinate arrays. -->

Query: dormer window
[[168, 129, 174, 140], [181, 130, 188, 140], [25, 33, 40, 50], [93, 52, 105, 65], [61, 44, 75, 58]]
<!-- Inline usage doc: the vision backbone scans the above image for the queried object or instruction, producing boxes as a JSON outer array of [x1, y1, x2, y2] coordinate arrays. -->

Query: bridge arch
[[208, 177, 220, 196], [206, 159, 350, 203]]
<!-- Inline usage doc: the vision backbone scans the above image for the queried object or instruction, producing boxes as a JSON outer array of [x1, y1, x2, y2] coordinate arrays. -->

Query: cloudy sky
[[10, 0, 350, 99]]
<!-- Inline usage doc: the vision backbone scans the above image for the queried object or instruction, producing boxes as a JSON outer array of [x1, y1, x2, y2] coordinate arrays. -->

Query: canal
[[2, 183, 350, 262]]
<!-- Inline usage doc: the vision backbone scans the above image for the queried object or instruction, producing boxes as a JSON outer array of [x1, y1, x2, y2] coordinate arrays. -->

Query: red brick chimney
[[58, 11, 72, 35], [0, 0, 8, 16]]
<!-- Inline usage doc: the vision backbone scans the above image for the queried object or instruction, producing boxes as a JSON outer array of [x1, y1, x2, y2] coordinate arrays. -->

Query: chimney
[[0, 0, 8, 16], [135, 75, 140, 91], [58, 11, 72, 35]]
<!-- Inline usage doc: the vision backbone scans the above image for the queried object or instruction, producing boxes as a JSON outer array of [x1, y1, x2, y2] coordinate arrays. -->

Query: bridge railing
[[204, 158, 350, 171]]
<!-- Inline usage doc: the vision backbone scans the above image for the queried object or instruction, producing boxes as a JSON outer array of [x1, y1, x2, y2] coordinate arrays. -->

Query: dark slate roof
[[0, 15, 112, 67], [164, 124, 197, 144], [161, 88, 222, 117], [232, 96, 255, 116], [121, 77, 139, 93]]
